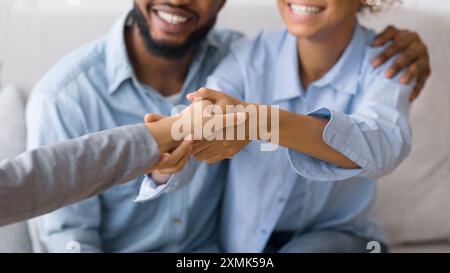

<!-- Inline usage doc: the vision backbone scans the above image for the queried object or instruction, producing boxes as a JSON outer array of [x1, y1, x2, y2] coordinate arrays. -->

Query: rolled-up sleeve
[[289, 76, 413, 181]]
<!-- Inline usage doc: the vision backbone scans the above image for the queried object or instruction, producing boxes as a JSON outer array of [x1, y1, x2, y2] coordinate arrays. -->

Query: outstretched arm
[[0, 115, 191, 227], [188, 89, 359, 169], [189, 82, 412, 179]]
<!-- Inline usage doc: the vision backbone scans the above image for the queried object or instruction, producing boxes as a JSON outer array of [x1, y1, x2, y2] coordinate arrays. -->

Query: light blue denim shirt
[[26, 13, 242, 253], [205, 23, 413, 252]]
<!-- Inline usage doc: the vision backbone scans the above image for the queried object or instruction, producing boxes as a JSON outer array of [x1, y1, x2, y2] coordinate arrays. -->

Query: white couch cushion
[[0, 85, 32, 252], [361, 8, 450, 245]]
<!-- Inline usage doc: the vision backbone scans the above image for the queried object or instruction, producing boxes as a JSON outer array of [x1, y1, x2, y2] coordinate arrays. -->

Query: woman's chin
[[287, 26, 319, 39]]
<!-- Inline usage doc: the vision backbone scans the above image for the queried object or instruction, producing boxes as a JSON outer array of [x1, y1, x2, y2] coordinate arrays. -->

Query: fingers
[[409, 71, 430, 102], [158, 147, 192, 174], [144, 113, 166, 123], [372, 43, 399, 68], [372, 29, 419, 70], [401, 43, 429, 82], [187, 88, 221, 103], [192, 141, 213, 155], [386, 51, 415, 78], [151, 170, 172, 185], [374, 35, 415, 72], [372, 25, 398, 47], [211, 112, 247, 134], [409, 82, 423, 102], [222, 112, 247, 129], [205, 154, 227, 165], [194, 144, 224, 162], [388, 42, 428, 79], [400, 63, 419, 84], [156, 134, 194, 174]]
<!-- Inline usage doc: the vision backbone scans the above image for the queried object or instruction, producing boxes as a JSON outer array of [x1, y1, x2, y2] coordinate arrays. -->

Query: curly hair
[[361, 0, 402, 13]]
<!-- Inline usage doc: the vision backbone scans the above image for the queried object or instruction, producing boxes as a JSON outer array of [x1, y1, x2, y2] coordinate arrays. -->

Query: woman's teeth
[[157, 11, 188, 25], [290, 4, 323, 15]]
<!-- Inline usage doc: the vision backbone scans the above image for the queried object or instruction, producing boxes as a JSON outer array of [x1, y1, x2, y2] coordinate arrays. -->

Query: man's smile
[[151, 4, 198, 35]]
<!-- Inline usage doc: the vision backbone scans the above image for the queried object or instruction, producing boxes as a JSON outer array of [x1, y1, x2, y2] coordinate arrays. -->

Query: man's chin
[[144, 38, 195, 60], [150, 26, 193, 46], [151, 36, 189, 49]]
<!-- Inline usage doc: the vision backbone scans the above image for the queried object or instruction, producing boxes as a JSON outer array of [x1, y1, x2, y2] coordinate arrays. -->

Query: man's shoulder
[[208, 28, 245, 49], [31, 36, 108, 100], [206, 28, 246, 61]]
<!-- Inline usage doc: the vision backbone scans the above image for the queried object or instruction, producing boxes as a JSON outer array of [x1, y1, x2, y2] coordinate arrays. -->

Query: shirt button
[[174, 218, 182, 225]]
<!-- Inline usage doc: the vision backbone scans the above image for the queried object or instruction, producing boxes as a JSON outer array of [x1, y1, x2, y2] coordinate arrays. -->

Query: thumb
[[203, 112, 247, 140]]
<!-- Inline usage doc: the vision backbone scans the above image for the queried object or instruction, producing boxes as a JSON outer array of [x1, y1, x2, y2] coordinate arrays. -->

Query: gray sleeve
[[0, 124, 159, 227]]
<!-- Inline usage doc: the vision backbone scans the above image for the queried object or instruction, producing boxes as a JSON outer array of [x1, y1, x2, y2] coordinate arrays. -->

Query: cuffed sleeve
[[288, 76, 413, 181], [135, 158, 197, 202], [288, 108, 366, 181]]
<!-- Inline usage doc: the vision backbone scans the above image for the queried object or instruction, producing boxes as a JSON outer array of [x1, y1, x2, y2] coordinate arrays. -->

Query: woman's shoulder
[[358, 25, 409, 85]]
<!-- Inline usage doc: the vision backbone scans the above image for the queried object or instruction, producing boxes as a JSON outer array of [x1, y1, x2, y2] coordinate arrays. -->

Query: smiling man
[[26, 0, 431, 253], [27, 0, 240, 253]]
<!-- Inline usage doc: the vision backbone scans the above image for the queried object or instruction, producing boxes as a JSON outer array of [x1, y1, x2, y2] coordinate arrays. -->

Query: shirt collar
[[273, 31, 303, 102], [313, 23, 367, 95], [105, 11, 221, 95], [105, 12, 135, 94], [273, 23, 367, 102]]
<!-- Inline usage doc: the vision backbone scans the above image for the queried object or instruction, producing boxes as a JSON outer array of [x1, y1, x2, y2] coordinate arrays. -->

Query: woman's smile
[[286, 1, 326, 23]]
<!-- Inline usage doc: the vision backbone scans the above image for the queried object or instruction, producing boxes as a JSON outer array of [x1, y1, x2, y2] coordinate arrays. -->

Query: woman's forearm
[[252, 104, 359, 169]]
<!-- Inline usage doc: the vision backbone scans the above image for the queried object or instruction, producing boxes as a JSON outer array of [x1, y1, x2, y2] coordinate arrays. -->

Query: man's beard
[[132, 4, 217, 60]]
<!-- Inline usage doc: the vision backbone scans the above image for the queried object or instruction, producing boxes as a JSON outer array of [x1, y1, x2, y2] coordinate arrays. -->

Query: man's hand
[[371, 25, 431, 102], [187, 88, 251, 164]]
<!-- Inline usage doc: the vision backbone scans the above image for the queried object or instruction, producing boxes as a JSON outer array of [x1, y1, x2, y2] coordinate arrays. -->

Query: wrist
[[245, 103, 272, 141], [145, 115, 181, 154]]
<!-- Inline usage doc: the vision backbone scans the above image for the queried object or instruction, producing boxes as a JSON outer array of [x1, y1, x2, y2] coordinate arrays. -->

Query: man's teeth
[[157, 11, 188, 25], [290, 4, 323, 15]]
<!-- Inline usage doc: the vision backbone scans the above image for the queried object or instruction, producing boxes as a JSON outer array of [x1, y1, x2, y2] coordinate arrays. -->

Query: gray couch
[[0, 1, 449, 252]]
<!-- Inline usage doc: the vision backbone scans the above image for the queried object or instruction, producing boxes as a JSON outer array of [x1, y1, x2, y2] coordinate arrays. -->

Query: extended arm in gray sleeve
[[0, 124, 159, 226]]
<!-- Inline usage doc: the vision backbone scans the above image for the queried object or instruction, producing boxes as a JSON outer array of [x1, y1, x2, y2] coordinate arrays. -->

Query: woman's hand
[[145, 94, 248, 176], [187, 88, 248, 110], [371, 25, 431, 102], [187, 88, 251, 164]]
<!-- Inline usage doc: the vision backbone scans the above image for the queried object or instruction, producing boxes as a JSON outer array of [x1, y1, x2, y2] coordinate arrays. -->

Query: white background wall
[[1, 0, 449, 91], [2, 0, 450, 13]]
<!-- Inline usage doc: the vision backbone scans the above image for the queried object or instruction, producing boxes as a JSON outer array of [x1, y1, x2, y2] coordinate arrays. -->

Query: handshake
[[143, 88, 254, 182]]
